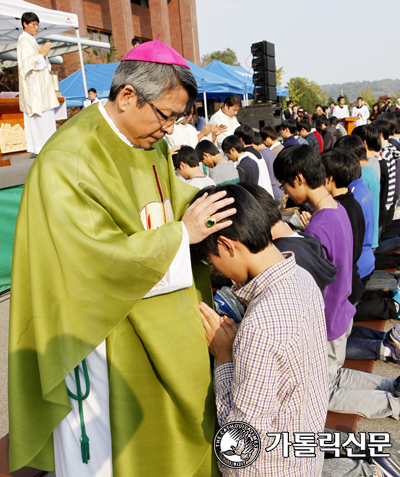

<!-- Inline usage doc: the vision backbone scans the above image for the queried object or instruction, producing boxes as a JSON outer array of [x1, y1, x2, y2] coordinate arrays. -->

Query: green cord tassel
[[80, 434, 90, 464], [66, 359, 91, 465]]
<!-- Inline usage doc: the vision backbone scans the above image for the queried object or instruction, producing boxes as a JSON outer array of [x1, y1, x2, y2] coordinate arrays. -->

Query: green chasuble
[[8, 104, 220, 476]]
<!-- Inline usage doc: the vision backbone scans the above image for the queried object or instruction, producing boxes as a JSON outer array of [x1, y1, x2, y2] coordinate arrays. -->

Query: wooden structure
[[343, 117, 359, 135], [0, 98, 65, 157]]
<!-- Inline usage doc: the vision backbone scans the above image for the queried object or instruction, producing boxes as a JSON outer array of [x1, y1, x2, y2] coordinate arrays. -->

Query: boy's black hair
[[315, 104, 322, 110], [273, 145, 326, 189], [335, 135, 367, 160], [393, 112, 400, 134], [260, 125, 277, 141], [21, 12, 39, 27], [131, 37, 143, 46], [238, 182, 282, 226], [234, 124, 254, 145], [88, 87, 97, 94], [357, 97, 363, 101], [252, 131, 263, 146], [379, 112, 397, 136], [315, 116, 329, 129], [222, 135, 244, 154], [287, 100, 294, 107], [321, 148, 361, 188], [185, 102, 195, 116], [190, 184, 272, 257], [281, 119, 297, 134], [197, 106, 205, 116], [195, 140, 219, 161], [337, 96, 345, 102], [373, 119, 391, 140], [352, 125, 382, 152], [322, 106, 328, 113], [173, 146, 199, 169], [330, 116, 339, 126], [297, 119, 311, 133], [224, 94, 241, 107]]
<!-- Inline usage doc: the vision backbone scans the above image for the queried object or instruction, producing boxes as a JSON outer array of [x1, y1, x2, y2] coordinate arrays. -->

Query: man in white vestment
[[165, 104, 226, 151], [83, 88, 100, 108], [351, 96, 370, 126], [332, 96, 349, 126], [17, 12, 59, 155], [208, 94, 241, 153]]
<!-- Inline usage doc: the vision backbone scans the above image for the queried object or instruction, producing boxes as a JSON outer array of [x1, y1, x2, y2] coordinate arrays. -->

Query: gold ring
[[205, 217, 216, 228]]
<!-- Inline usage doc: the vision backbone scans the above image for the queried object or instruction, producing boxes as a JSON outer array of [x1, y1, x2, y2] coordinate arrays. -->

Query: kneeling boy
[[193, 184, 329, 476]]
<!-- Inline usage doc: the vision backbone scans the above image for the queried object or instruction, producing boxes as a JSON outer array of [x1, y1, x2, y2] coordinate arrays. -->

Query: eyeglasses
[[279, 181, 286, 191], [143, 96, 187, 126]]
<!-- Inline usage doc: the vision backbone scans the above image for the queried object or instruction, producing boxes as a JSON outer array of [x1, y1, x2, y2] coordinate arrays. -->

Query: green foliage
[[343, 94, 350, 105], [276, 66, 284, 87], [358, 86, 375, 108], [327, 96, 335, 105], [201, 48, 241, 67], [285, 77, 327, 113]]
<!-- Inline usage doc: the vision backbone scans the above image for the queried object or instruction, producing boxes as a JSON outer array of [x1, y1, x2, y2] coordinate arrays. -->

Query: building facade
[[26, 0, 200, 78]]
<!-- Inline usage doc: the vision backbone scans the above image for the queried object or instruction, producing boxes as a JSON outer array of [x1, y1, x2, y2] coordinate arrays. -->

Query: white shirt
[[165, 123, 198, 149], [187, 176, 216, 190], [237, 151, 273, 195], [83, 97, 100, 108], [351, 105, 369, 126], [332, 105, 349, 120], [208, 108, 240, 152]]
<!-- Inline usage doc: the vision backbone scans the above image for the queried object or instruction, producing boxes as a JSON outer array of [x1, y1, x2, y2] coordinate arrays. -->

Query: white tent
[[0, 0, 109, 99]]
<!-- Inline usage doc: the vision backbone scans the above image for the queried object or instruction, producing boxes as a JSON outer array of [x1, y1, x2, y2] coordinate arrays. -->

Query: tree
[[201, 48, 240, 67], [358, 86, 375, 108], [327, 96, 335, 105], [276, 66, 284, 86], [285, 77, 327, 113]]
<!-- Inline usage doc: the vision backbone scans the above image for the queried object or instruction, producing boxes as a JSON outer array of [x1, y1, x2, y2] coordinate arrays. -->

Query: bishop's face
[[115, 85, 189, 150]]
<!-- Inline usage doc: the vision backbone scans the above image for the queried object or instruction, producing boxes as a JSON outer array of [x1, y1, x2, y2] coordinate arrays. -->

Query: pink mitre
[[122, 36, 190, 69]]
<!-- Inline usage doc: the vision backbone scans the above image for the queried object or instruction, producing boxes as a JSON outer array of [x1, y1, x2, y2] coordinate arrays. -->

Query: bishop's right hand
[[182, 190, 236, 244]]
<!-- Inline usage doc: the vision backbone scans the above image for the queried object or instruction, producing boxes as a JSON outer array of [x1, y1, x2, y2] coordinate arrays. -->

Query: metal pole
[[75, 28, 88, 100], [203, 91, 208, 124]]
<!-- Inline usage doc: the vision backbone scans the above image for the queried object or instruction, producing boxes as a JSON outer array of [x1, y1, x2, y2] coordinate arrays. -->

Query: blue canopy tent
[[59, 60, 246, 112], [204, 60, 289, 98], [59, 63, 119, 107]]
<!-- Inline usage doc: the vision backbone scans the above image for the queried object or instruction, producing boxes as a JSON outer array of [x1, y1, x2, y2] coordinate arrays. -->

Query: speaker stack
[[251, 41, 277, 102]]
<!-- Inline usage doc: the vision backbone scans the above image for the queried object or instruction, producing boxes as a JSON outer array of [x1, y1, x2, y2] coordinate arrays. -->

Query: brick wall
[[22, 0, 200, 82]]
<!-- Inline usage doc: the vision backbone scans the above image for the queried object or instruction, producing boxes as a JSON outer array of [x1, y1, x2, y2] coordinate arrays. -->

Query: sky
[[195, 0, 399, 87]]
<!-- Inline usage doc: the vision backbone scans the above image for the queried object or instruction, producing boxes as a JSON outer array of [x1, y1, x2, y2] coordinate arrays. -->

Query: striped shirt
[[215, 253, 329, 477], [378, 144, 398, 210]]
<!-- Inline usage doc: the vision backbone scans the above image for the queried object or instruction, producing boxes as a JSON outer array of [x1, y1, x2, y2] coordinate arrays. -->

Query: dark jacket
[[274, 232, 337, 293], [282, 135, 300, 147], [335, 189, 365, 304], [305, 133, 319, 151], [244, 145, 262, 159], [323, 126, 339, 150]]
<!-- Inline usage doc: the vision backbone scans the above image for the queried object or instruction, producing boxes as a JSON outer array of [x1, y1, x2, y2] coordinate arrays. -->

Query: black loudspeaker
[[236, 103, 282, 130], [251, 40, 276, 103]]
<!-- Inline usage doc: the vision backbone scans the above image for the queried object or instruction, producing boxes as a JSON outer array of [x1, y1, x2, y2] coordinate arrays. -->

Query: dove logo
[[214, 421, 261, 469]]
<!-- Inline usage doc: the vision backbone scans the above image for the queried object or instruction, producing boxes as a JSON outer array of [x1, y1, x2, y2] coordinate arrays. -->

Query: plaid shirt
[[215, 253, 329, 477]]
